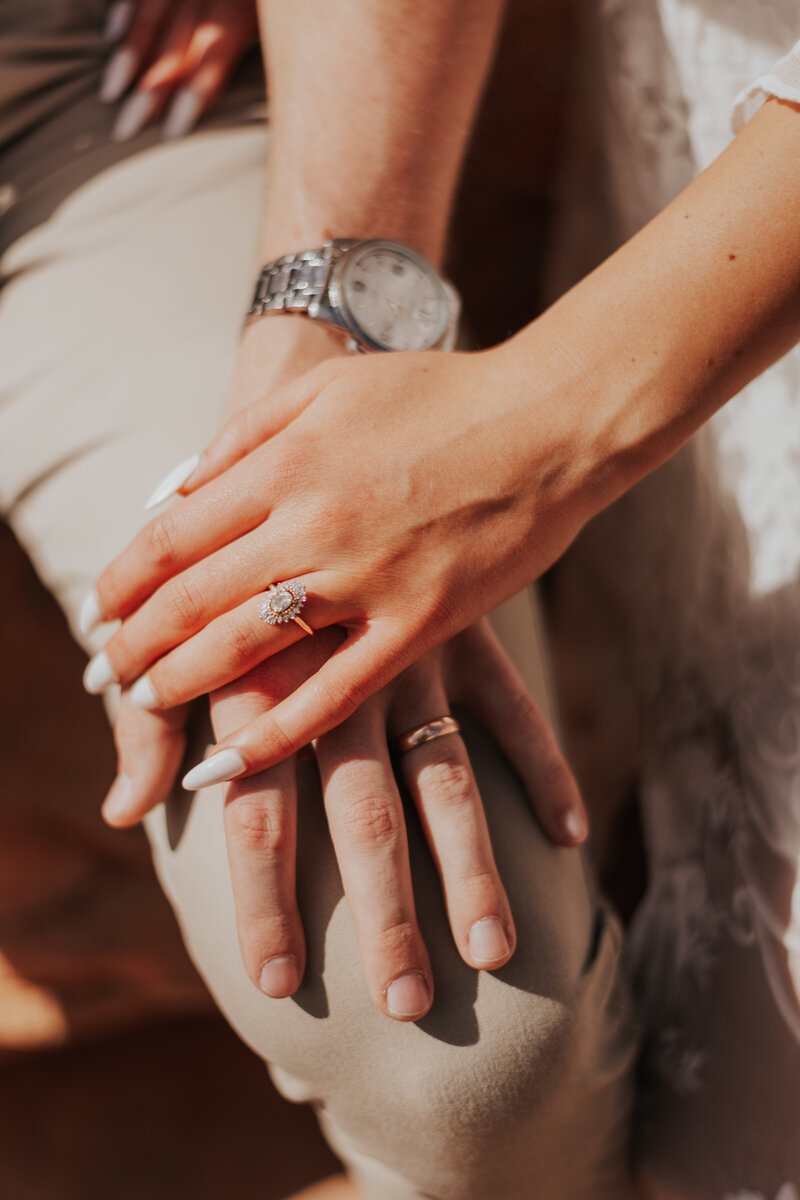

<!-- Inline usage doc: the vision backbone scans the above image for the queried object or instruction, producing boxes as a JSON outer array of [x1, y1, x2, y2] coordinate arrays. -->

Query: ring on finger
[[259, 580, 314, 637], [395, 715, 460, 755]]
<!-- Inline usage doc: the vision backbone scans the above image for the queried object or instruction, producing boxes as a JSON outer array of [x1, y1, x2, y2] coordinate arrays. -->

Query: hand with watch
[[93, 238, 586, 1023]]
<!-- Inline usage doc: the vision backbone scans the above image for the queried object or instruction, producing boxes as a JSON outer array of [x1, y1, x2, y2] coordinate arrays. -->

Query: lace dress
[[554, 3, 800, 1196]]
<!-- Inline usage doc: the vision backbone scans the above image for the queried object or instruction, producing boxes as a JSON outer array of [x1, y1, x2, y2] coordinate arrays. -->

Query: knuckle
[[420, 755, 475, 809], [227, 798, 289, 856], [266, 712, 297, 764], [163, 574, 205, 631], [507, 686, 543, 734], [142, 513, 180, 572], [339, 793, 400, 850], [218, 613, 263, 669], [374, 917, 421, 959]]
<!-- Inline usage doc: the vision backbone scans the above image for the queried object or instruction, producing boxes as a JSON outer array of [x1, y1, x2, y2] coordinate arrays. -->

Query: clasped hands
[[83, 320, 593, 1021]]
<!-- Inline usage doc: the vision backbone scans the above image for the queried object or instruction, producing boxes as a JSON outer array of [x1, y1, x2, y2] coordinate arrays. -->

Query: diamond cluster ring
[[259, 581, 314, 636]]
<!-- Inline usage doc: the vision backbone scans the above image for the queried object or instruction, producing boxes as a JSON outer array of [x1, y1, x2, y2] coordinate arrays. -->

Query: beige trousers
[[0, 23, 640, 1198]]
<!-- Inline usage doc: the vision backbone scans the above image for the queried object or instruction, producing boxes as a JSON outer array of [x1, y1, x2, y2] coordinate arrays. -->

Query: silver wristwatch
[[246, 238, 460, 353]]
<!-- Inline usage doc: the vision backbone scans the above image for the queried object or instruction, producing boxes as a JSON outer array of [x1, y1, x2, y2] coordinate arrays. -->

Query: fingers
[[315, 705, 433, 1020], [389, 662, 515, 971], [121, 582, 329, 710], [93, 453, 271, 622], [181, 625, 405, 788], [211, 637, 341, 1000], [101, 0, 256, 142], [102, 691, 190, 827], [452, 621, 588, 847], [223, 759, 305, 999]]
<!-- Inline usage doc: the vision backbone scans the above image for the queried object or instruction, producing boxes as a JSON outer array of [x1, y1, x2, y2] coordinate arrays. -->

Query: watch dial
[[341, 244, 449, 351]]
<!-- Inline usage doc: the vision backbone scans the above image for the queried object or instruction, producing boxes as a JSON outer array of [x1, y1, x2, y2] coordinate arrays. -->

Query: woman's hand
[[107, 617, 586, 1021], [100, 0, 257, 141], [86, 339, 606, 783]]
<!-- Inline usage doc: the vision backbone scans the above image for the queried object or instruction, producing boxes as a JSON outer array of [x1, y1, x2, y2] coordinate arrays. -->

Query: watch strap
[[247, 240, 355, 318]]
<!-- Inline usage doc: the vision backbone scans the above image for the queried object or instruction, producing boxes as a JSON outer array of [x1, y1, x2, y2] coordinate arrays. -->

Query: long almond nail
[[259, 956, 299, 998], [112, 90, 156, 142], [145, 454, 200, 510], [182, 748, 246, 791], [78, 589, 103, 636], [129, 674, 159, 709], [163, 88, 203, 140], [468, 917, 510, 965], [83, 650, 119, 694], [99, 47, 137, 103], [386, 972, 429, 1018], [104, 1, 133, 42]]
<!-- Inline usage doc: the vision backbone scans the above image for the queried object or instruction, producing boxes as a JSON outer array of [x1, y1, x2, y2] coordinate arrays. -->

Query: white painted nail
[[163, 88, 204, 140], [83, 650, 119, 694], [104, 0, 133, 42], [145, 454, 200, 510], [99, 47, 137, 103], [78, 589, 103, 636], [111, 90, 156, 142], [182, 749, 247, 791], [129, 674, 159, 709], [102, 773, 134, 822]]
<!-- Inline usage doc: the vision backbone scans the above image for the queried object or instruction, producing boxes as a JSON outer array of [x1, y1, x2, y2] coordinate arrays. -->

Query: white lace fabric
[[734, 36, 800, 130], [552, 3, 800, 1196]]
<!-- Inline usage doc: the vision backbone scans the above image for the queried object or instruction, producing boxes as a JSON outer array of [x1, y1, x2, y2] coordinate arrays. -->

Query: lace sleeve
[[733, 38, 800, 130]]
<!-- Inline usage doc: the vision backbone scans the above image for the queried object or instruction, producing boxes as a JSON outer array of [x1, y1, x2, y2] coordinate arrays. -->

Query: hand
[[99, 0, 257, 141], [119, 619, 585, 1021], [87, 338, 604, 782]]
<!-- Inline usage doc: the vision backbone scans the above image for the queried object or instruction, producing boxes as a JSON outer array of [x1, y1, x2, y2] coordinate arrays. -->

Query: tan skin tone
[[97, 0, 587, 1029]]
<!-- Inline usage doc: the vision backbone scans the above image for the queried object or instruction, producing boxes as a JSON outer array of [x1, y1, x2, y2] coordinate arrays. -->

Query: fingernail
[[104, 0, 133, 42], [468, 917, 510, 965], [99, 47, 137, 103], [259, 956, 299, 998], [111, 90, 156, 142], [129, 674, 159, 709], [78, 589, 103, 636], [83, 650, 119, 694], [386, 972, 429, 1018], [102, 773, 135, 823], [163, 87, 203, 140], [145, 454, 200, 510], [563, 810, 588, 844], [182, 748, 247, 791]]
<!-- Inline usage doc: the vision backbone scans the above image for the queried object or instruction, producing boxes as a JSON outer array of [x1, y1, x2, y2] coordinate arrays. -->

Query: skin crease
[[96, 94, 800, 765], [102, 0, 588, 1035]]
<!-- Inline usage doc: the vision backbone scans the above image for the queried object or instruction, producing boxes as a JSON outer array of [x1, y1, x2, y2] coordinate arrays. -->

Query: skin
[[99, 0, 587, 1025], [93, 93, 800, 768]]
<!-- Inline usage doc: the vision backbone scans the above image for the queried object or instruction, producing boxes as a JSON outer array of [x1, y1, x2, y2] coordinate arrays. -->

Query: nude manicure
[[386, 972, 430, 1018], [129, 674, 159, 709], [182, 748, 247, 791], [112, 90, 156, 142], [104, 1, 133, 43], [83, 650, 119, 694], [78, 589, 103, 636], [99, 47, 137, 103], [145, 454, 200, 510], [468, 917, 510, 965], [163, 88, 204, 140]]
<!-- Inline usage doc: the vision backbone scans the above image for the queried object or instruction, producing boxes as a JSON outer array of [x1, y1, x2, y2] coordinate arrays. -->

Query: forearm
[[256, 0, 505, 266], [507, 96, 800, 511]]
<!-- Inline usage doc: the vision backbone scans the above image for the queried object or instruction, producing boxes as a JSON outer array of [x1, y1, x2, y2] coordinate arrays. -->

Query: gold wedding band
[[395, 716, 461, 755], [259, 580, 314, 637]]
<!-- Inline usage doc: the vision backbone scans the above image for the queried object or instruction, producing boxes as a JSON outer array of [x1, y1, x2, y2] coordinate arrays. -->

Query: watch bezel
[[328, 239, 451, 353]]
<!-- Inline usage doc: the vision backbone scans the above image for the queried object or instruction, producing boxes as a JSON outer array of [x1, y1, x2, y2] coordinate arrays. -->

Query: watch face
[[339, 241, 449, 351]]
